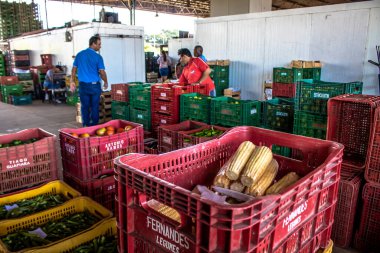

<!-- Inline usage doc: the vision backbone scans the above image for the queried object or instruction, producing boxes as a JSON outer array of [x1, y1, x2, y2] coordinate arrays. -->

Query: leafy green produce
[[0, 194, 66, 220], [190, 127, 224, 138], [0, 138, 39, 149], [1, 211, 100, 252], [73, 235, 118, 253]]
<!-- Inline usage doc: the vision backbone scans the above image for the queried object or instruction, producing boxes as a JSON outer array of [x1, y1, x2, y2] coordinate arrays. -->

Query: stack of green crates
[[15, 72, 34, 93], [210, 65, 229, 96], [128, 83, 152, 131], [293, 79, 363, 139], [0, 83, 23, 103], [180, 93, 211, 124], [210, 96, 261, 127], [0, 53, 5, 76]]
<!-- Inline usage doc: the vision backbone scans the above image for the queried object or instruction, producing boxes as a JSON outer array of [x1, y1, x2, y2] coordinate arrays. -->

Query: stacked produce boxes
[[209, 60, 229, 96], [0, 75, 32, 105], [60, 119, 144, 212], [129, 83, 152, 131], [151, 83, 192, 132], [10, 50, 30, 70], [180, 92, 211, 124], [326, 94, 380, 251], [294, 79, 362, 139]]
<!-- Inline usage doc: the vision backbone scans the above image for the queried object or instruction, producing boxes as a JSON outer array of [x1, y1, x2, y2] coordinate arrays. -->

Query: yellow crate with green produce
[[0, 181, 81, 221], [30, 218, 117, 253], [0, 197, 112, 253]]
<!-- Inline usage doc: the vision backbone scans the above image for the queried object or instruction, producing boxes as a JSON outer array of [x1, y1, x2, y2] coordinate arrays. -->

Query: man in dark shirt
[[70, 35, 108, 126]]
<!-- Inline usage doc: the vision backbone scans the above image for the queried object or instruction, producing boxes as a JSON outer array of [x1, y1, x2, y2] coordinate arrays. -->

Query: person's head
[[89, 35, 101, 51], [178, 48, 192, 65], [194, 45, 203, 58], [161, 50, 167, 61]]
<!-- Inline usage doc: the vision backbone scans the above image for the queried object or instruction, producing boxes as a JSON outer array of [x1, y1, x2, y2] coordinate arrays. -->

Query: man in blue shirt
[[194, 45, 207, 62], [70, 35, 108, 126]]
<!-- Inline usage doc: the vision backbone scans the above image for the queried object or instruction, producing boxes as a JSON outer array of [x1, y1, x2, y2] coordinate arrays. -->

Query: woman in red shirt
[[177, 48, 215, 96]]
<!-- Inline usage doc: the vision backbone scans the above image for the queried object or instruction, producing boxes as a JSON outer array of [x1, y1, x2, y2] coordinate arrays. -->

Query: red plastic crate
[[40, 54, 53, 66], [177, 125, 230, 148], [331, 168, 362, 248], [354, 183, 380, 252], [157, 120, 208, 152], [151, 112, 181, 133], [151, 83, 193, 102], [63, 171, 116, 212], [272, 82, 296, 98], [114, 126, 343, 253], [59, 119, 144, 181], [327, 94, 380, 171], [152, 99, 179, 116], [191, 83, 212, 96], [0, 76, 19, 85], [365, 107, 380, 184], [111, 83, 131, 102], [0, 128, 58, 194]]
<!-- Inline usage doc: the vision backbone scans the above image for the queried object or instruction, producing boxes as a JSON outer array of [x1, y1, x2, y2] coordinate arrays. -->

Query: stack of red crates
[[327, 94, 380, 251], [151, 83, 193, 132], [0, 128, 58, 195], [59, 119, 144, 212]]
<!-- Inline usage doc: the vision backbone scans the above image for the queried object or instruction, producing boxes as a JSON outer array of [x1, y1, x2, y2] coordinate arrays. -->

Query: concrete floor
[[0, 101, 362, 253]]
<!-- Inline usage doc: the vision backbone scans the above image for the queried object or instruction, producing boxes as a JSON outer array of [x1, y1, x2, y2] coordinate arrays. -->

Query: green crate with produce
[[263, 98, 294, 133], [180, 93, 211, 123], [295, 79, 363, 115], [111, 101, 130, 120], [128, 84, 151, 110], [293, 110, 327, 139], [130, 107, 151, 131], [1, 84, 23, 96], [211, 96, 261, 127]]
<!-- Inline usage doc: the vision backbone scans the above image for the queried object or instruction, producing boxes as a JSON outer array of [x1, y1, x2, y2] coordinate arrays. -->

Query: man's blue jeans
[[79, 82, 102, 127]]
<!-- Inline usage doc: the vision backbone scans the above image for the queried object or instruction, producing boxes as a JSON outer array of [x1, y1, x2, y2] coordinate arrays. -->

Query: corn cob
[[225, 141, 256, 180], [147, 200, 181, 223], [213, 157, 233, 188], [245, 159, 278, 197], [230, 181, 245, 193], [241, 146, 273, 187], [266, 172, 300, 195]]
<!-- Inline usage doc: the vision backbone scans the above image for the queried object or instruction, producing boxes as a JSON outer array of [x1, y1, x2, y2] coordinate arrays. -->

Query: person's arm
[[70, 67, 77, 92], [193, 67, 211, 85], [99, 70, 108, 90]]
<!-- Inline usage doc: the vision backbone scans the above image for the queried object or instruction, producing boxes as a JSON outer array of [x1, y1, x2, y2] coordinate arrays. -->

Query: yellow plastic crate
[[0, 197, 112, 253], [0, 180, 81, 219], [30, 218, 117, 253], [318, 240, 333, 253]]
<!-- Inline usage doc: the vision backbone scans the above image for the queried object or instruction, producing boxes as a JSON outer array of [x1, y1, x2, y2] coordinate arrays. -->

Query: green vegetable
[[0, 137, 40, 149], [1, 211, 100, 251], [0, 194, 67, 220], [73, 235, 118, 253], [190, 127, 224, 138]]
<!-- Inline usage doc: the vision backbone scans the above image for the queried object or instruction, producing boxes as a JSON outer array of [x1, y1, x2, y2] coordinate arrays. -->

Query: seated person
[[43, 65, 63, 102], [177, 48, 215, 96]]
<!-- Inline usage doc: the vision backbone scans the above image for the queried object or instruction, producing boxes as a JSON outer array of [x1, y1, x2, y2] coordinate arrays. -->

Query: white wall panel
[[363, 8, 380, 95], [227, 19, 266, 99], [195, 22, 228, 60], [264, 14, 311, 81], [309, 9, 370, 83], [168, 38, 195, 63]]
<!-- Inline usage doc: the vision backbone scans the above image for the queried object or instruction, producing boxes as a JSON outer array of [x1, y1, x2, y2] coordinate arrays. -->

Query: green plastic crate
[[111, 101, 130, 120], [272, 145, 292, 158], [66, 95, 79, 106], [1, 84, 23, 96], [15, 72, 32, 81], [130, 107, 151, 131], [302, 68, 321, 80], [129, 84, 151, 110], [273, 68, 304, 83], [213, 76, 229, 86], [211, 96, 261, 127], [263, 98, 294, 133], [11, 93, 32, 105], [293, 111, 327, 139], [295, 79, 363, 115], [180, 93, 211, 123]]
